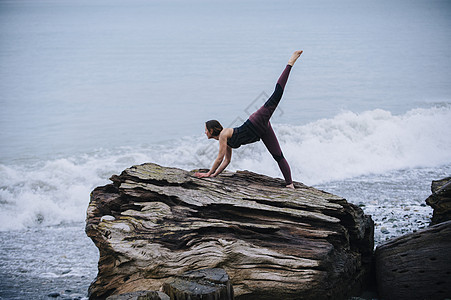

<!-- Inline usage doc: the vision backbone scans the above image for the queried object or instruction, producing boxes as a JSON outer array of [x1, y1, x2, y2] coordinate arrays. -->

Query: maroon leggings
[[248, 65, 293, 185]]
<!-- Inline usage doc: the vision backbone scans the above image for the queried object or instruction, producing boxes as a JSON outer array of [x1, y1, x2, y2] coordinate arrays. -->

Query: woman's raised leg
[[248, 64, 292, 136], [248, 50, 302, 133]]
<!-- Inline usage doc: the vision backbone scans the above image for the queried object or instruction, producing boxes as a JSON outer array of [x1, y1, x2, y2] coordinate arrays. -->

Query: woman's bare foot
[[286, 183, 295, 189], [288, 50, 303, 66]]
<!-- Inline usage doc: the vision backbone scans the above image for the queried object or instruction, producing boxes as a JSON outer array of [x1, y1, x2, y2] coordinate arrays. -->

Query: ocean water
[[1, 0, 451, 299]]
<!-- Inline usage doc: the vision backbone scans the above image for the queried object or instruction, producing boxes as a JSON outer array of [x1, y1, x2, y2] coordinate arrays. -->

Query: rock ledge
[[86, 163, 374, 299]]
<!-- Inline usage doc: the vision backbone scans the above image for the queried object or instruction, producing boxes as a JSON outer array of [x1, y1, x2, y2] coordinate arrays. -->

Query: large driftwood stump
[[86, 163, 374, 300], [375, 220, 451, 300], [426, 177, 451, 225]]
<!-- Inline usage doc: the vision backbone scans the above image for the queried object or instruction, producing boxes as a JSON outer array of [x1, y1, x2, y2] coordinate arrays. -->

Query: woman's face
[[205, 125, 212, 139]]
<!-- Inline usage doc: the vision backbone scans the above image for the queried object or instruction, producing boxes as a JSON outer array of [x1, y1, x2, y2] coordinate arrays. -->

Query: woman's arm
[[207, 135, 228, 175], [211, 144, 232, 177], [195, 129, 233, 178]]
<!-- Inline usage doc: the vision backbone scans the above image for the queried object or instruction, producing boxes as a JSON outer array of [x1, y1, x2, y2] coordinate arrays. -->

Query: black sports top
[[227, 119, 260, 149]]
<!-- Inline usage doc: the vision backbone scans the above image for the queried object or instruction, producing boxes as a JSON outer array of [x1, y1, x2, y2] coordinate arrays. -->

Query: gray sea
[[1, 0, 451, 299]]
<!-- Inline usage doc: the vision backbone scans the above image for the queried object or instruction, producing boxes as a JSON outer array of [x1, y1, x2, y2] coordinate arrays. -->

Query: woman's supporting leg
[[261, 122, 292, 185]]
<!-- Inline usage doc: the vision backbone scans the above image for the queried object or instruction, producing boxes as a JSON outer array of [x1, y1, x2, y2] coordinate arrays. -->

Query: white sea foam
[[276, 106, 451, 184], [0, 106, 450, 230], [0, 151, 153, 230]]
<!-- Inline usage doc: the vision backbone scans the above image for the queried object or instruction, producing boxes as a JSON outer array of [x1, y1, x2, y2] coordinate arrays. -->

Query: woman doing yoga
[[194, 50, 303, 188]]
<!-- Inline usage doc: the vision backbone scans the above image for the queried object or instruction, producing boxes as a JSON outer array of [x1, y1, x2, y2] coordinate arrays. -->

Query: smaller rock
[[163, 268, 233, 300], [375, 220, 451, 300], [47, 292, 60, 298], [380, 227, 389, 234], [106, 291, 169, 300], [426, 177, 451, 225]]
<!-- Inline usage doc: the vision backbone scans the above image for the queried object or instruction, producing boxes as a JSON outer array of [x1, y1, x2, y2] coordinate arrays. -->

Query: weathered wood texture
[[375, 220, 451, 300], [426, 177, 451, 225], [163, 268, 233, 300], [86, 163, 374, 300]]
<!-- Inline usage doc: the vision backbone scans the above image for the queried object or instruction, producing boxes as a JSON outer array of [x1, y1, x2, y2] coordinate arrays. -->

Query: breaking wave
[[1, 105, 450, 230]]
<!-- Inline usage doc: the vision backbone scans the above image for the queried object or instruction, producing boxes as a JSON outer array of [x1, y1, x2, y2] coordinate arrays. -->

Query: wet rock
[[106, 291, 169, 300], [375, 220, 451, 300], [47, 292, 60, 298], [86, 162, 374, 300], [426, 177, 451, 225], [380, 227, 389, 234], [163, 268, 233, 300]]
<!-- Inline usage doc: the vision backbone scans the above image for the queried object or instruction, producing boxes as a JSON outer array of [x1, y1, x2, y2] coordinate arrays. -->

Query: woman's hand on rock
[[194, 172, 211, 178]]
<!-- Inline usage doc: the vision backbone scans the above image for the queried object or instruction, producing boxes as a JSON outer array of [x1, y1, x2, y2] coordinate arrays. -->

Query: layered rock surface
[[375, 220, 451, 300], [163, 268, 233, 300], [86, 163, 374, 299]]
